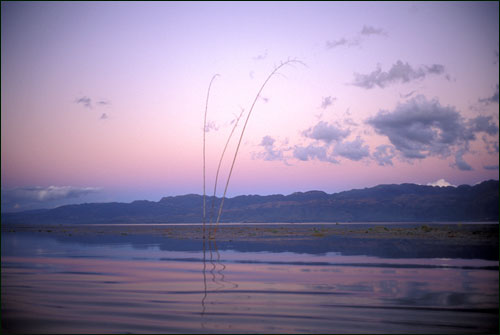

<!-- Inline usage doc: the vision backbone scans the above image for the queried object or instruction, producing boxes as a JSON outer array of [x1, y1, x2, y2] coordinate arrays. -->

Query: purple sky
[[1, 1, 499, 211]]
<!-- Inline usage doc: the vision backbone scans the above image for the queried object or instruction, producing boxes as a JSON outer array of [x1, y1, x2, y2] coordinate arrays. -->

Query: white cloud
[[1, 186, 102, 212]]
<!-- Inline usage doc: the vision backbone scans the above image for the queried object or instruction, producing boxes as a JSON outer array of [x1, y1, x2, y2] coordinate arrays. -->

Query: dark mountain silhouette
[[2, 180, 498, 224]]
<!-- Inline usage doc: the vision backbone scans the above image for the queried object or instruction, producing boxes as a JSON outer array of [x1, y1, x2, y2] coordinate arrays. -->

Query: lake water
[[1, 225, 498, 333]]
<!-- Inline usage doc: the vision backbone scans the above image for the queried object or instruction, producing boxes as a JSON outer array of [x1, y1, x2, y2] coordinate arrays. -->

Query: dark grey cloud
[[352, 60, 446, 89], [1, 186, 101, 212], [454, 148, 472, 171], [360, 25, 387, 36], [479, 84, 499, 105], [482, 135, 499, 154], [333, 137, 370, 161], [367, 95, 499, 170], [367, 96, 474, 159], [468, 115, 499, 135], [75, 96, 92, 108], [320, 96, 336, 109], [303, 121, 350, 144], [373, 145, 396, 166]]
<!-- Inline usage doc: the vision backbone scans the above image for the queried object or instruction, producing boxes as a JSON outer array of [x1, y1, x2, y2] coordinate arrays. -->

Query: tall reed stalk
[[212, 60, 301, 235], [203, 74, 219, 240], [208, 108, 245, 238]]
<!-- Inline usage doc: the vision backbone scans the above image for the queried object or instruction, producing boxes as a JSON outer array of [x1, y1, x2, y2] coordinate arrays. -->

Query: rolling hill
[[2, 180, 498, 224]]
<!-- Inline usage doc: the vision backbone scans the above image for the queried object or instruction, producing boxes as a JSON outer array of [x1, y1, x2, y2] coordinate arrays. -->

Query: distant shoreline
[[2, 222, 498, 261], [2, 221, 498, 226], [3, 222, 498, 242]]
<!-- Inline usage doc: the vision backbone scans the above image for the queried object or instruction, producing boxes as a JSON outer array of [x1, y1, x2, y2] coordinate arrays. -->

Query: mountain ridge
[[2, 180, 498, 224]]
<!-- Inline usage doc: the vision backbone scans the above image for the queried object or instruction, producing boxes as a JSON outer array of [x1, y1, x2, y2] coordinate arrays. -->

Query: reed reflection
[[201, 230, 236, 321]]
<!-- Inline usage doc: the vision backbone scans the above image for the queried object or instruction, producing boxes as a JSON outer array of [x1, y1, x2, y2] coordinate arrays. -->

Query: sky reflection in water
[[1, 229, 498, 334]]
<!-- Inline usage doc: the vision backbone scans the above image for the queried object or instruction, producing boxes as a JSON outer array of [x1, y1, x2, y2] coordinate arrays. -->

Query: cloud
[[468, 115, 499, 135], [360, 25, 387, 36], [97, 99, 111, 106], [373, 145, 396, 166], [367, 96, 500, 170], [75, 96, 92, 108], [482, 135, 499, 154], [75, 96, 112, 115], [333, 137, 370, 161], [326, 25, 386, 50], [1, 186, 101, 212], [253, 50, 268, 61], [400, 90, 417, 99], [427, 179, 455, 187], [479, 84, 499, 105], [483, 164, 498, 170], [204, 121, 219, 133], [484, 165, 499, 170], [254, 136, 286, 161], [261, 136, 275, 147], [343, 117, 358, 126], [454, 148, 473, 171], [303, 121, 350, 144], [5, 186, 101, 202], [293, 144, 338, 163], [352, 60, 447, 89], [320, 96, 336, 109], [367, 96, 475, 160], [326, 37, 361, 49]]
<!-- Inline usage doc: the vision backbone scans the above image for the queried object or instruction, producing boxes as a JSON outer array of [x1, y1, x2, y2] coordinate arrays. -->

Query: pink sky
[[1, 2, 499, 211]]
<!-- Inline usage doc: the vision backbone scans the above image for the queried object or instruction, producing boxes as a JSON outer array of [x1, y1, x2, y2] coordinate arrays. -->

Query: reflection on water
[[1, 230, 499, 334]]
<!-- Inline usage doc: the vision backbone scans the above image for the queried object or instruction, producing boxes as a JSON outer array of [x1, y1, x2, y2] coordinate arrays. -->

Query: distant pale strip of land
[[3, 222, 498, 244]]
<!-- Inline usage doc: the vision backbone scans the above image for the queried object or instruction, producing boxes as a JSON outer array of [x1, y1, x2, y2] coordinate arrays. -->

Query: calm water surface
[[1, 225, 498, 334]]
